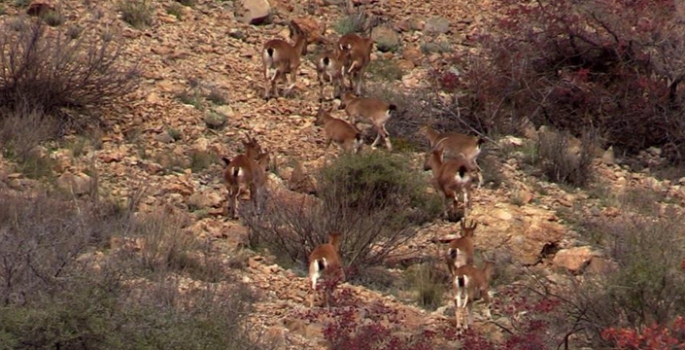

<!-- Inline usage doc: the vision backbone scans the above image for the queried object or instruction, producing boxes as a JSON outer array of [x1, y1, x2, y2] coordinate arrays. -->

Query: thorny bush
[[0, 18, 139, 129]]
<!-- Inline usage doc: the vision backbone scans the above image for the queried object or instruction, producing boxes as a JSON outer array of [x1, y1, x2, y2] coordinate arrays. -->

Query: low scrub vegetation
[[0, 192, 269, 350], [0, 19, 138, 122], [535, 129, 596, 187], [242, 151, 442, 280]]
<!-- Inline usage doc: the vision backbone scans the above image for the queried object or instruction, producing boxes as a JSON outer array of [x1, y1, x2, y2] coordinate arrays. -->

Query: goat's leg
[[381, 123, 392, 151]]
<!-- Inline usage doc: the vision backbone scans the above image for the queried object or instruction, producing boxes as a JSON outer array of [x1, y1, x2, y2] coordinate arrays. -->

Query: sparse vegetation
[[334, 12, 366, 35], [367, 59, 404, 81], [176, 89, 204, 109], [39, 9, 63, 26], [118, 0, 154, 29], [167, 2, 185, 19], [0, 19, 138, 128], [242, 151, 443, 280], [0, 192, 269, 350], [405, 262, 447, 310], [175, 0, 197, 7], [189, 149, 219, 173], [204, 111, 227, 129], [206, 87, 229, 105], [535, 129, 596, 187], [420, 40, 452, 54]]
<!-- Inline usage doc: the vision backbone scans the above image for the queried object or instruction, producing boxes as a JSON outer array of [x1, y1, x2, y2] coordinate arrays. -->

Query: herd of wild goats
[[221, 20, 493, 331]]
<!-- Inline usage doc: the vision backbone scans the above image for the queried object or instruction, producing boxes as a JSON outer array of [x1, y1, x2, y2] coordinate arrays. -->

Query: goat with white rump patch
[[452, 260, 494, 331], [315, 47, 347, 102], [309, 232, 345, 308], [261, 21, 307, 100], [419, 125, 485, 188], [337, 33, 373, 95], [423, 148, 476, 217], [443, 220, 478, 276], [222, 135, 271, 219]]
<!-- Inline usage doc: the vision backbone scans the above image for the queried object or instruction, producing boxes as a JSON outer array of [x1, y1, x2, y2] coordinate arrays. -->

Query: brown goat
[[453, 261, 495, 331], [262, 21, 307, 100], [423, 149, 475, 217], [309, 232, 346, 308], [315, 47, 347, 101], [314, 104, 363, 154], [419, 125, 485, 188], [339, 91, 395, 151], [222, 135, 270, 219], [337, 33, 373, 95]]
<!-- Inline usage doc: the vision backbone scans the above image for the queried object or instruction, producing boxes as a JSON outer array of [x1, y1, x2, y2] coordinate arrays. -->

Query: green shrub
[[242, 151, 443, 278], [334, 12, 366, 35], [118, 0, 154, 29], [189, 149, 220, 173], [405, 262, 448, 310], [367, 59, 404, 81], [573, 212, 685, 345], [319, 152, 439, 217]]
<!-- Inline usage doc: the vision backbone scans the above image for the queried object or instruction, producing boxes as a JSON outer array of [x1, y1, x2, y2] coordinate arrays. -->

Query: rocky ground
[[1, 0, 685, 348]]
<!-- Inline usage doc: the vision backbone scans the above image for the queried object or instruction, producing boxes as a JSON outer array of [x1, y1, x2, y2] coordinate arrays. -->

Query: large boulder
[[236, 0, 271, 25]]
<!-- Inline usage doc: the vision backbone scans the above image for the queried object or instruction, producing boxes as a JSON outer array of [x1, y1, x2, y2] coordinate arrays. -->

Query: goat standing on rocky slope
[[261, 21, 307, 100], [222, 135, 270, 219], [315, 46, 348, 102], [309, 232, 346, 308], [444, 220, 478, 276], [452, 260, 495, 331], [419, 125, 485, 188], [337, 33, 373, 95], [339, 91, 395, 151], [315, 104, 363, 154], [423, 148, 476, 217]]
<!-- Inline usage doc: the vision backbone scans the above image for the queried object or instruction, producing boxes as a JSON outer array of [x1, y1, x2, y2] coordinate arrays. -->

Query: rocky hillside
[[1, 0, 685, 349]]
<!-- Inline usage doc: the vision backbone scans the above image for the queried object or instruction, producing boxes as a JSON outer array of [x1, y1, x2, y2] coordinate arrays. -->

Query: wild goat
[[337, 33, 373, 95], [446, 220, 478, 276], [453, 261, 495, 331], [261, 21, 307, 100], [315, 48, 347, 102], [339, 91, 395, 151], [419, 125, 485, 188], [423, 149, 475, 217], [309, 232, 346, 308], [222, 135, 270, 219], [314, 104, 363, 153]]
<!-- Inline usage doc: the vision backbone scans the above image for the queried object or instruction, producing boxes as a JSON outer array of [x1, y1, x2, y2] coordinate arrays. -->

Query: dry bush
[[366, 83, 488, 153], [0, 18, 139, 128], [0, 192, 270, 350], [334, 12, 367, 35], [561, 211, 685, 347], [241, 152, 442, 278], [404, 261, 448, 310], [535, 129, 596, 187]]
